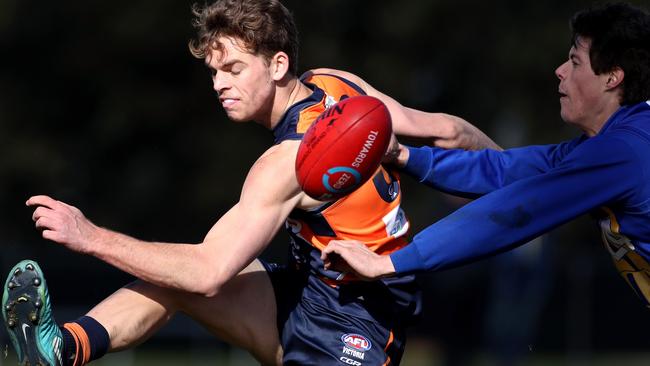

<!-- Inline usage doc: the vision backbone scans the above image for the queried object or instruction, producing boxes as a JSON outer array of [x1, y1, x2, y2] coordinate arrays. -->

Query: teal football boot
[[2, 260, 64, 365]]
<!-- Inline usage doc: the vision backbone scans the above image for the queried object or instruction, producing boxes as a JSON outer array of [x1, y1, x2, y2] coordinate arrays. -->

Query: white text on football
[[351, 130, 379, 168]]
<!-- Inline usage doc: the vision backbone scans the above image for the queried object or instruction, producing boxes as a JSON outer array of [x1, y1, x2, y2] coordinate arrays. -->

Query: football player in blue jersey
[[323, 2, 650, 308]]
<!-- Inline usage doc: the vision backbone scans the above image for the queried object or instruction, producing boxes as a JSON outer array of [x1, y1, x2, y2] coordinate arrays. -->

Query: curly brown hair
[[189, 0, 299, 75]]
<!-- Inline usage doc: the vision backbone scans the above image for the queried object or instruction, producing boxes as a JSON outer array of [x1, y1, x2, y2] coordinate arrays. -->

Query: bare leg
[[85, 260, 282, 365]]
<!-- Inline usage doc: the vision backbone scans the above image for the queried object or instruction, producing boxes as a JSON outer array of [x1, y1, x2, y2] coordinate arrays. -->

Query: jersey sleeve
[[402, 138, 582, 197], [391, 134, 641, 273]]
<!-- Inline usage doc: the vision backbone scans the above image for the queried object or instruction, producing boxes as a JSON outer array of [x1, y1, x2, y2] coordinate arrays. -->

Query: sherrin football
[[295, 95, 392, 201]]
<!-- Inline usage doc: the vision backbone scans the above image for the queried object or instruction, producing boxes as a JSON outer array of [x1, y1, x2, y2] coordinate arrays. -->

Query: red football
[[295, 95, 392, 201]]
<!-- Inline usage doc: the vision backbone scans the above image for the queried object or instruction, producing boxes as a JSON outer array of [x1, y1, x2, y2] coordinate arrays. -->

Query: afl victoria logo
[[341, 333, 372, 351]]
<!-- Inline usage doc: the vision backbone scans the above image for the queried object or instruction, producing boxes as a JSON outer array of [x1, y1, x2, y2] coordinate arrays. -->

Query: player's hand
[[321, 240, 396, 280], [26, 195, 101, 254], [382, 134, 409, 168]]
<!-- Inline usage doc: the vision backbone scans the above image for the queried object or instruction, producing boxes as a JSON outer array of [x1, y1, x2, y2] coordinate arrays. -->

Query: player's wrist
[[85, 226, 115, 256], [371, 255, 396, 279], [395, 144, 410, 168], [383, 255, 397, 276]]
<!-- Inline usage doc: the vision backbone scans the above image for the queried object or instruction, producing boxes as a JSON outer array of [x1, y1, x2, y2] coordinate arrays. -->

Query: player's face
[[206, 36, 275, 123], [555, 37, 611, 134]]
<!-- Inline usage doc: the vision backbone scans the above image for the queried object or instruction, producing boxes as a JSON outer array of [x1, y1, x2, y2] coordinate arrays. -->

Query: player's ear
[[605, 67, 624, 90], [270, 51, 290, 81]]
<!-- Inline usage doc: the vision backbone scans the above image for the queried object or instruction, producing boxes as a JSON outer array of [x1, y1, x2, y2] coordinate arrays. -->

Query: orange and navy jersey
[[273, 72, 411, 283], [272, 72, 368, 144]]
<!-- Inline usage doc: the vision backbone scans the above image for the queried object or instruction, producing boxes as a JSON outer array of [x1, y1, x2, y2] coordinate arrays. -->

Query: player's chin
[[224, 111, 250, 123], [559, 107, 575, 125]]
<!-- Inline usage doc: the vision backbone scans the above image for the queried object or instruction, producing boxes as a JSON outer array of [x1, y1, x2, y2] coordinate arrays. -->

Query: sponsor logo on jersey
[[340, 356, 362, 365], [324, 95, 337, 109], [341, 333, 372, 352], [315, 97, 346, 125], [342, 346, 365, 360], [384, 206, 409, 238]]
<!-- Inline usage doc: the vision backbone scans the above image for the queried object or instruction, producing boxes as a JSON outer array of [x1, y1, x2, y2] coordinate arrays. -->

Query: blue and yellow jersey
[[390, 101, 650, 308], [599, 207, 650, 307], [273, 72, 411, 283]]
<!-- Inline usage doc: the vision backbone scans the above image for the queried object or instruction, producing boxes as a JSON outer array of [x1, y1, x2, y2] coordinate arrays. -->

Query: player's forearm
[[436, 113, 501, 151], [402, 145, 509, 196], [389, 183, 543, 274], [398, 110, 500, 151], [402, 142, 576, 196], [87, 228, 227, 296]]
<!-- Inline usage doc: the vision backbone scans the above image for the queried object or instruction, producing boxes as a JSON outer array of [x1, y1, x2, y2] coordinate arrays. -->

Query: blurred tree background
[[1, 0, 649, 365]]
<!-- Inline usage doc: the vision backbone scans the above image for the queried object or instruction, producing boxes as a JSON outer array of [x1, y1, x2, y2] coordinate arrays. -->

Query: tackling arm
[[27, 141, 304, 297], [324, 134, 641, 278], [401, 138, 580, 196]]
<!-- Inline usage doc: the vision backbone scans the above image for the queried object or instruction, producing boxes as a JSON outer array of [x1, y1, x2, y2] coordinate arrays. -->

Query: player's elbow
[[199, 285, 221, 298], [442, 114, 466, 143], [438, 114, 500, 151], [199, 263, 240, 298], [193, 281, 221, 298], [195, 271, 228, 298]]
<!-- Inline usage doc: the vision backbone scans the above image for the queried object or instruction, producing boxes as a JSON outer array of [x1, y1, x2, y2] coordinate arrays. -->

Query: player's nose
[[212, 72, 230, 93], [555, 61, 568, 80]]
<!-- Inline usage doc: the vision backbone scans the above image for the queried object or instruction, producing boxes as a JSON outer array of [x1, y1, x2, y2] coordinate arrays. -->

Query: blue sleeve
[[403, 138, 582, 197], [391, 135, 640, 273]]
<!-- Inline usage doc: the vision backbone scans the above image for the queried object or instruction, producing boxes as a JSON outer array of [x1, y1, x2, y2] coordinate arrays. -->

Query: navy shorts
[[261, 261, 420, 365]]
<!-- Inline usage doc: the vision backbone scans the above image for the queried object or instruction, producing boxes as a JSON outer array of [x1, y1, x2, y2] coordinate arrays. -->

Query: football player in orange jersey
[[3, 0, 498, 365]]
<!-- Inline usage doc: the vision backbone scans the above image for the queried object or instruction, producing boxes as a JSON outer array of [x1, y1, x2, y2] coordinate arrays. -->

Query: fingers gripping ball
[[296, 95, 392, 201]]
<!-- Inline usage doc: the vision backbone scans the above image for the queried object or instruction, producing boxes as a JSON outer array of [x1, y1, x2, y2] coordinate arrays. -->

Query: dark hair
[[189, 0, 299, 76], [571, 2, 650, 105]]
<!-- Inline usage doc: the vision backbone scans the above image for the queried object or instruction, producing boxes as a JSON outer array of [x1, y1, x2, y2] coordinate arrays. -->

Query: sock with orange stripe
[[60, 316, 110, 366]]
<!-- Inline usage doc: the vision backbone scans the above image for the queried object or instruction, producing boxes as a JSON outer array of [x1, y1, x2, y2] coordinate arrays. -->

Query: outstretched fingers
[[25, 195, 59, 209], [33, 214, 56, 231], [25, 195, 93, 250]]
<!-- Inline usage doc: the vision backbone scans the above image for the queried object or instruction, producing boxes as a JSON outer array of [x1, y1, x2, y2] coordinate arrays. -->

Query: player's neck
[[268, 78, 312, 130], [582, 98, 622, 137]]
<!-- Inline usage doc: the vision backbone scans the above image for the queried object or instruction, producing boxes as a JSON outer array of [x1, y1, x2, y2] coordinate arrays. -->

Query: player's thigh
[[176, 259, 281, 365]]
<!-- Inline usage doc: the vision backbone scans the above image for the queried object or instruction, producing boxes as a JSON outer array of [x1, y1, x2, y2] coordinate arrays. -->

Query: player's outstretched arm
[[309, 68, 500, 151], [26, 141, 305, 297]]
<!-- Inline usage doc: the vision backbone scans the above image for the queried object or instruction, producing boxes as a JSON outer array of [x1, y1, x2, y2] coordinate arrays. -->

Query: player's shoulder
[[308, 68, 355, 79], [304, 68, 369, 91], [241, 140, 303, 201], [251, 140, 301, 184], [257, 139, 301, 167], [603, 101, 650, 143]]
